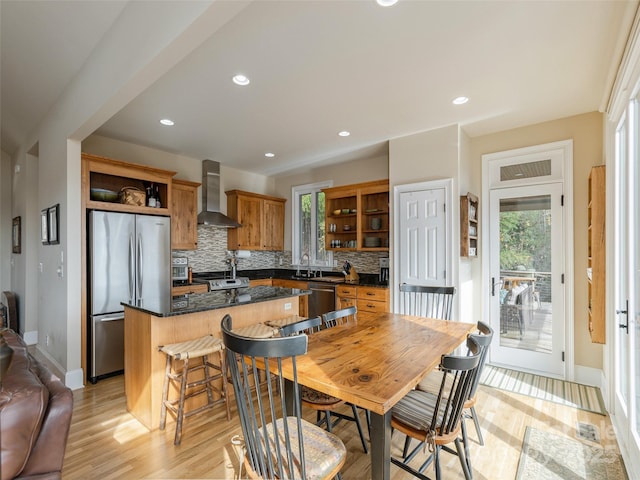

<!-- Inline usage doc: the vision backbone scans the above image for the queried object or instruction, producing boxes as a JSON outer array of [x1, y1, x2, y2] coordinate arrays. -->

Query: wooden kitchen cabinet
[[336, 285, 357, 309], [588, 166, 606, 343], [323, 179, 389, 252], [336, 284, 389, 319], [171, 283, 208, 296], [226, 190, 286, 251], [171, 179, 200, 250], [356, 286, 390, 320], [81, 153, 176, 216], [272, 279, 309, 317]]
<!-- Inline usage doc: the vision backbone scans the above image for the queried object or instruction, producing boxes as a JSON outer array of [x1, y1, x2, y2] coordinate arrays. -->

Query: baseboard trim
[[65, 369, 85, 390], [33, 345, 85, 391], [22, 330, 38, 345], [574, 365, 604, 390]]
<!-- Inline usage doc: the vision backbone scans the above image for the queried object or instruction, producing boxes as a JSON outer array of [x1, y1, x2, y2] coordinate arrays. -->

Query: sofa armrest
[[18, 362, 73, 479]]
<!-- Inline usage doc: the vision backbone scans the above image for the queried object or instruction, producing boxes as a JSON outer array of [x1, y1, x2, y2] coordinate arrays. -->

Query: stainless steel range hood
[[197, 159, 241, 228]]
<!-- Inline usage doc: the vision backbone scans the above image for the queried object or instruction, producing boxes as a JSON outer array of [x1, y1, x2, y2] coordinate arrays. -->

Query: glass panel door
[[489, 183, 565, 377]]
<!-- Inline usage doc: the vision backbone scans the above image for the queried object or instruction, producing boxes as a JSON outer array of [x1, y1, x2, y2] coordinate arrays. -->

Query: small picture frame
[[12, 216, 21, 254], [48, 204, 60, 245], [41, 209, 49, 245]]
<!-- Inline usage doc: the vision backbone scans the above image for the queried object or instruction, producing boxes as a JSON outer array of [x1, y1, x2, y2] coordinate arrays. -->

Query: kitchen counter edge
[[123, 286, 310, 318]]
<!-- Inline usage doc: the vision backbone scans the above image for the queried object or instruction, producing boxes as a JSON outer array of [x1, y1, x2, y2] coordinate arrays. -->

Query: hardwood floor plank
[[62, 375, 624, 479]]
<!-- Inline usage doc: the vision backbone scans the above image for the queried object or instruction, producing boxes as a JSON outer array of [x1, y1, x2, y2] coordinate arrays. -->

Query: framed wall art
[[12, 216, 21, 254], [41, 209, 49, 245], [48, 204, 59, 245]]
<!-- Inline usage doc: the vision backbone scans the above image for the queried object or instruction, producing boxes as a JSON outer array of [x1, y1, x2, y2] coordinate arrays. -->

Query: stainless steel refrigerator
[[88, 210, 171, 383]]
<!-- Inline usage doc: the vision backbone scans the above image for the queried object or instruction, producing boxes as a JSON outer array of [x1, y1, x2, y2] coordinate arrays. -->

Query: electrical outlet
[[45, 335, 50, 346], [284, 302, 292, 311]]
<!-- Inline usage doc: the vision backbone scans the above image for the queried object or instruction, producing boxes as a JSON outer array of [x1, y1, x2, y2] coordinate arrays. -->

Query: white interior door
[[488, 183, 565, 377], [398, 188, 446, 286], [612, 101, 640, 473]]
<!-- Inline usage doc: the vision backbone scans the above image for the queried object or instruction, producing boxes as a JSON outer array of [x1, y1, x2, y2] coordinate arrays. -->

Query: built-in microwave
[[172, 257, 189, 281]]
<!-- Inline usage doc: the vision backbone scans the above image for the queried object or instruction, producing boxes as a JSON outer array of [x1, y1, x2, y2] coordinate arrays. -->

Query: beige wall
[[469, 111, 605, 370]]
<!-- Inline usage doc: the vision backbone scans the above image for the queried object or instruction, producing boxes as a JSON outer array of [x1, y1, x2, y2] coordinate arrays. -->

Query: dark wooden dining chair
[[281, 308, 369, 454], [221, 314, 346, 480], [278, 316, 322, 337], [461, 322, 494, 445], [414, 321, 494, 471], [391, 335, 481, 480], [398, 284, 455, 319]]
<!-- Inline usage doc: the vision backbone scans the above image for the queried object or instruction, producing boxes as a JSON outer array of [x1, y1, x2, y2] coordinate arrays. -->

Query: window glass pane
[[300, 193, 311, 261], [499, 195, 552, 354], [292, 183, 332, 267], [315, 191, 326, 263]]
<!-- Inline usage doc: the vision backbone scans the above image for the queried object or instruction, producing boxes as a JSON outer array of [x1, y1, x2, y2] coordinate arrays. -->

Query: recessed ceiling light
[[159, 118, 175, 126], [265, 152, 275, 158], [338, 131, 351, 137], [377, 0, 398, 6], [232, 74, 250, 86], [452, 96, 469, 105]]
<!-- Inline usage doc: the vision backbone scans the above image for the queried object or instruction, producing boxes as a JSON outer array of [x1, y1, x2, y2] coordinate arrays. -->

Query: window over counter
[[292, 181, 333, 268]]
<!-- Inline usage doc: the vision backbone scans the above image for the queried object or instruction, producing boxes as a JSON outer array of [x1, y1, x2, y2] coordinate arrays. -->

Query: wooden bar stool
[[159, 334, 231, 445]]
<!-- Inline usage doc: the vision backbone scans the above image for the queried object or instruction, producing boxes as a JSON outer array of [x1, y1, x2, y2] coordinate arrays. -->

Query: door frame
[[482, 140, 574, 380], [392, 178, 454, 313]]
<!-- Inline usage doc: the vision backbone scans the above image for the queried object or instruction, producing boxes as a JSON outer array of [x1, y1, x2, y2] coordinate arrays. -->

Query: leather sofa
[[0, 329, 73, 480]]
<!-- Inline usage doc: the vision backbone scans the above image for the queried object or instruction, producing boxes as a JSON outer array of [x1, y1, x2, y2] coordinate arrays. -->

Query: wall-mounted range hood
[[197, 159, 241, 228]]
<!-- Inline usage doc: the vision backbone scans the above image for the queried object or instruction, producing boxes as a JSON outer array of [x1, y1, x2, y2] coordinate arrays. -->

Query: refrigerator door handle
[[128, 234, 135, 303], [137, 233, 143, 305]]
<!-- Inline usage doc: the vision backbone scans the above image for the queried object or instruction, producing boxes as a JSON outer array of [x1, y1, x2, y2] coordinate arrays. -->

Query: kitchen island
[[123, 286, 309, 431]]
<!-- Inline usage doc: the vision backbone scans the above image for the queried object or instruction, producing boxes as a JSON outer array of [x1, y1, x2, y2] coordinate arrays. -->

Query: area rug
[[480, 364, 606, 415], [515, 427, 627, 480]]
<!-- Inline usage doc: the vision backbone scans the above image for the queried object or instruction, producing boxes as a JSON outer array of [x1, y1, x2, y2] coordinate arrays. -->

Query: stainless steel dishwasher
[[308, 282, 336, 318]]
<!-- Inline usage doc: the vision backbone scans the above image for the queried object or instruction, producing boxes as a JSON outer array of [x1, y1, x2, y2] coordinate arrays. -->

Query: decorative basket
[[119, 186, 146, 206]]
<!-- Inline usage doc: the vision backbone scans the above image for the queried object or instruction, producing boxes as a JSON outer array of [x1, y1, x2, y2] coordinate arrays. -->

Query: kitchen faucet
[[300, 253, 310, 278], [227, 255, 238, 279]]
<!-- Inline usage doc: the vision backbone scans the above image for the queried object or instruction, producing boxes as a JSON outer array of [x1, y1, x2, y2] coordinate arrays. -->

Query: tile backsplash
[[175, 226, 387, 275]]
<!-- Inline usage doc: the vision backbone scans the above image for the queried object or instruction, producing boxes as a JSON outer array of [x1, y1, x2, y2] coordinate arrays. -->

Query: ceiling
[[1, 1, 635, 176]]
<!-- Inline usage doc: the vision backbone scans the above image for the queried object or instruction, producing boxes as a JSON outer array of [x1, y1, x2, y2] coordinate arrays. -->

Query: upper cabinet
[[323, 179, 389, 252], [587, 166, 606, 344], [171, 179, 200, 250], [226, 190, 286, 251], [460, 192, 479, 257], [82, 153, 176, 216]]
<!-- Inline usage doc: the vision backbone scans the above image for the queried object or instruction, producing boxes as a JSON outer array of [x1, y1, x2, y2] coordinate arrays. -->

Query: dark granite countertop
[[124, 286, 310, 318], [187, 269, 389, 288]]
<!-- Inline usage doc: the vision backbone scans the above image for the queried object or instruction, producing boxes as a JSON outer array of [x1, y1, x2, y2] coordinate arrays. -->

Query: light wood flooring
[[60, 373, 625, 479]]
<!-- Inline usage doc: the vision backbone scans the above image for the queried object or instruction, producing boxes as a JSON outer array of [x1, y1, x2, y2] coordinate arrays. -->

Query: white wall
[[0, 151, 11, 295]]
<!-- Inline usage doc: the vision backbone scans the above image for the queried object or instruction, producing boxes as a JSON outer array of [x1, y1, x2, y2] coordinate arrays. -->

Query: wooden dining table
[[281, 312, 476, 480]]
